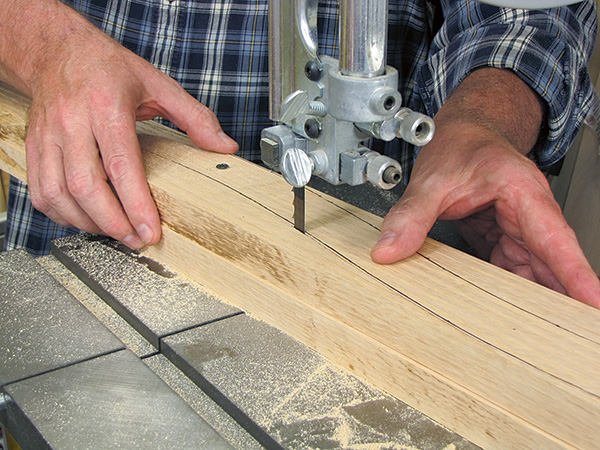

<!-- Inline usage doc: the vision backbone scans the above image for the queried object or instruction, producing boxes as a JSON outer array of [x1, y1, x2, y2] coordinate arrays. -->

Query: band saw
[[0, 0, 591, 448]]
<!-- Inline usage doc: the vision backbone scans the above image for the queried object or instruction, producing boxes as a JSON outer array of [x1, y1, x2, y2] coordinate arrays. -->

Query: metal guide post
[[262, 0, 435, 232]]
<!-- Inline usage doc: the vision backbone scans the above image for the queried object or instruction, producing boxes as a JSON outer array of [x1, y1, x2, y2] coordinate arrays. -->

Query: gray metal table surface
[[51, 234, 241, 350], [1, 234, 481, 449], [0, 248, 241, 449], [0, 249, 124, 387], [3, 349, 235, 450]]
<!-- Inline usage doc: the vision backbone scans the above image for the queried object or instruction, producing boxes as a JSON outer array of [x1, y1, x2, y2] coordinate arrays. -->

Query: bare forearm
[[0, 0, 97, 96], [433, 68, 546, 156]]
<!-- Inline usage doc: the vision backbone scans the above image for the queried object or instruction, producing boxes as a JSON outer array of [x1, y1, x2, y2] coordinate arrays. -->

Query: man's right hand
[[371, 68, 600, 308], [1, 0, 239, 249]]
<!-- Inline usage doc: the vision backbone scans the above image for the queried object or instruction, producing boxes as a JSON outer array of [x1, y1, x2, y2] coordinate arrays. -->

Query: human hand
[[371, 69, 600, 308], [371, 123, 600, 307], [4, 1, 238, 249]]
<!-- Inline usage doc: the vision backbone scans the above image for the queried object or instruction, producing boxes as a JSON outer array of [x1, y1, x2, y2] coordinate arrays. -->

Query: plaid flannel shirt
[[5, 0, 597, 256]]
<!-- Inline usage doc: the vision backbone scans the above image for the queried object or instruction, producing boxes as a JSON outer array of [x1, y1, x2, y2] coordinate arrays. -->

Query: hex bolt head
[[305, 60, 323, 81], [304, 118, 321, 139], [395, 108, 435, 146], [369, 87, 402, 116], [383, 96, 396, 111], [383, 165, 402, 184], [366, 155, 403, 190]]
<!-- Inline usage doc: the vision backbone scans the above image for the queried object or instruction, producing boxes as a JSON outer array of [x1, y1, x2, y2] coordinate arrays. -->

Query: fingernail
[[137, 223, 154, 245], [123, 234, 143, 250], [374, 231, 397, 249], [218, 131, 237, 146]]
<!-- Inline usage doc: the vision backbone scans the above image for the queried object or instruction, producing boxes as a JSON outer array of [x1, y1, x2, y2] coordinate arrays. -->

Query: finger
[[531, 226, 600, 306], [25, 118, 44, 209], [94, 111, 161, 246], [61, 119, 145, 249], [515, 193, 600, 307], [153, 79, 239, 154], [26, 113, 102, 232], [489, 242, 536, 282], [491, 238, 567, 295], [529, 252, 567, 295], [36, 140, 102, 233], [497, 234, 530, 266], [371, 185, 441, 264], [453, 211, 498, 259]]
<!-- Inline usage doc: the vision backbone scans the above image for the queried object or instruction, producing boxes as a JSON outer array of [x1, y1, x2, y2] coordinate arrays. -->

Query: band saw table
[[0, 233, 480, 450]]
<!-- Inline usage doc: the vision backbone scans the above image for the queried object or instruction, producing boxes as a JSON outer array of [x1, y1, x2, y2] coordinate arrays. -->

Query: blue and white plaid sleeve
[[5, 177, 80, 256], [416, 0, 598, 169]]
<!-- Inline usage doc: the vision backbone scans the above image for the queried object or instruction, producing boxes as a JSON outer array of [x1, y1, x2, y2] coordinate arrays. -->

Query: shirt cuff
[[416, 3, 597, 169]]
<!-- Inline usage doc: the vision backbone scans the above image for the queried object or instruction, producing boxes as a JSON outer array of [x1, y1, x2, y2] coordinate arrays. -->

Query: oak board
[[0, 82, 599, 450]]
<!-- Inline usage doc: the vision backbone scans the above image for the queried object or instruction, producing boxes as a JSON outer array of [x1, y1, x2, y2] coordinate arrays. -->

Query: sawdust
[[50, 234, 240, 348], [263, 359, 472, 450], [0, 249, 123, 385], [168, 313, 477, 450], [38, 236, 480, 450], [37, 254, 156, 357]]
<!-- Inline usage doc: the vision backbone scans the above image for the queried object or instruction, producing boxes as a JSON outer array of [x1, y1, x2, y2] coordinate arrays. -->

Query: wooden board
[[1, 82, 599, 450], [1, 170, 8, 196], [0, 85, 27, 182], [0, 82, 27, 213]]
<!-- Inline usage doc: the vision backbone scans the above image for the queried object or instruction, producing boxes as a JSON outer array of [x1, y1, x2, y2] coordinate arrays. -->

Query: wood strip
[[155, 225, 574, 450], [1, 82, 599, 450], [1, 170, 8, 195], [137, 122, 600, 344]]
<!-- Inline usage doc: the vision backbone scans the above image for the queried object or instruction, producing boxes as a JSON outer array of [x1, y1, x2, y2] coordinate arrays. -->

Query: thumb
[[371, 188, 440, 264]]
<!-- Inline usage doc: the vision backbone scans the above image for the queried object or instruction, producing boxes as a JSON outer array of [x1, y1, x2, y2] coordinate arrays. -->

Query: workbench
[[0, 234, 479, 449]]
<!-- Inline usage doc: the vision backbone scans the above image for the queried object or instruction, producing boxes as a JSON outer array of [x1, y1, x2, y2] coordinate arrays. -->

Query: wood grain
[[0, 84, 27, 182], [1, 81, 599, 450], [1, 171, 9, 205]]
